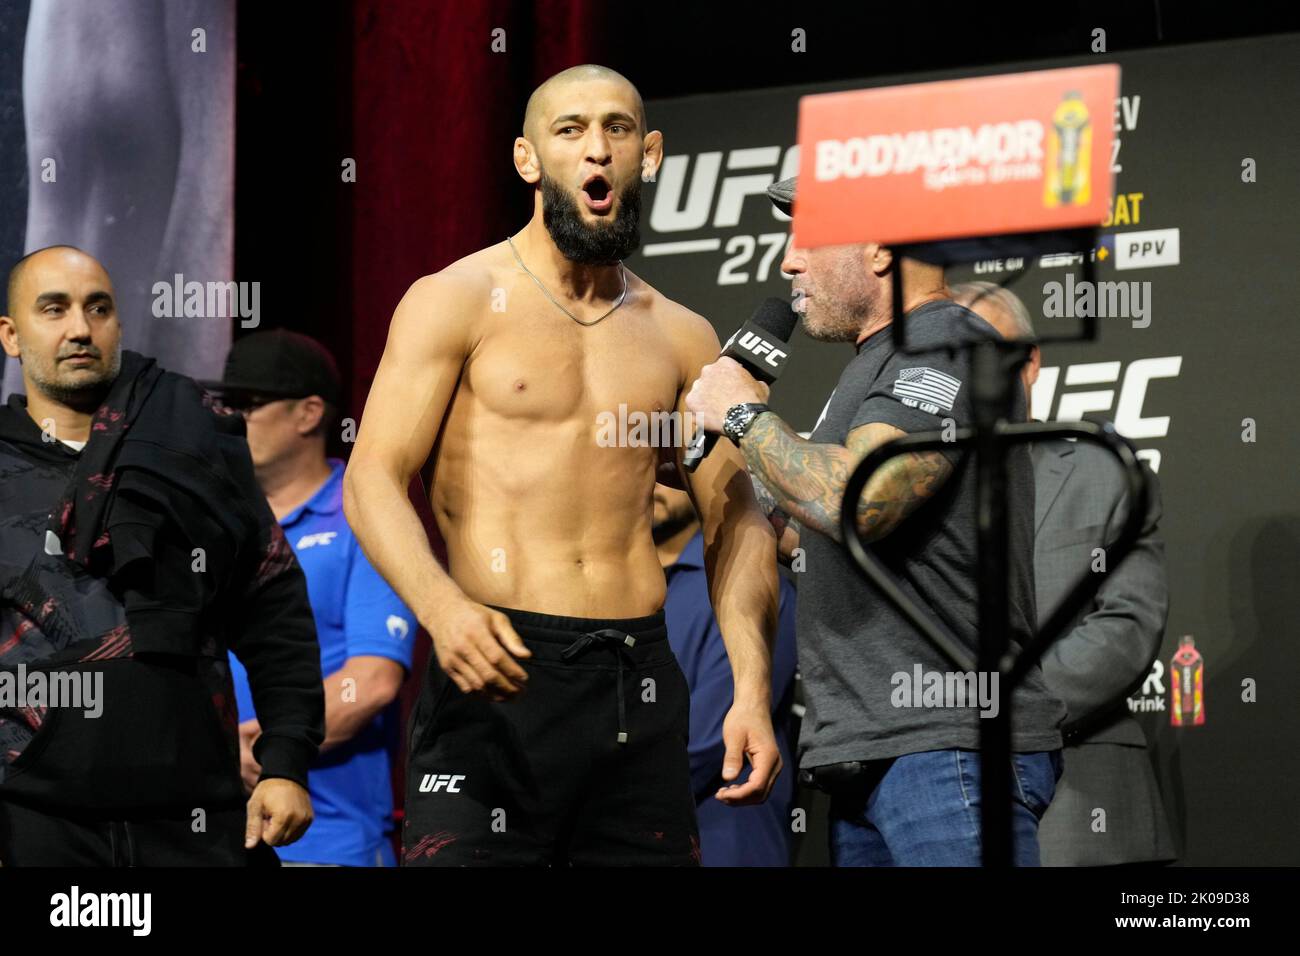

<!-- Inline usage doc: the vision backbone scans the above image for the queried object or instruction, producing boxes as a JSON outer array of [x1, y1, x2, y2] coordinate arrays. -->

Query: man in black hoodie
[[0, 245, 324, 865]]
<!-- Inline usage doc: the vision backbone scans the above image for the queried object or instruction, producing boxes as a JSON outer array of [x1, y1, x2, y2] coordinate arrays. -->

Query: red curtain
[[349, 0, 611, 407], [348, 0, 612, 836]]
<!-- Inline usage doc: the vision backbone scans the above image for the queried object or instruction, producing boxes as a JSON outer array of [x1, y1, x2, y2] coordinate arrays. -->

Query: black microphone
[[683, 297, 798, 473]]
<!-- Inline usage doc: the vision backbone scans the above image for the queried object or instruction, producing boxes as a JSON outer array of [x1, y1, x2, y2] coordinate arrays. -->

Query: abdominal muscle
[[430, 413, 670, 620]]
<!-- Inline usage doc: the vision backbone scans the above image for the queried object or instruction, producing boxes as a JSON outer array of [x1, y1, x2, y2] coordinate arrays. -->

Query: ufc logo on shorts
[[419, 773, 465, 793]]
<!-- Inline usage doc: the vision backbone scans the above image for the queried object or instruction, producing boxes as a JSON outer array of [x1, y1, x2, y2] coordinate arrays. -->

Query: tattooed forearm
[[740, 413, 953, 543], [850, 449, 952, 542], [740, 413, 856, 541]]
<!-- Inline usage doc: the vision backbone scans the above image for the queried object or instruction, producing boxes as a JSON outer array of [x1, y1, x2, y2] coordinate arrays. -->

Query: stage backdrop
[[0, 0, 234, 393], [629, 34, 1300, 866]]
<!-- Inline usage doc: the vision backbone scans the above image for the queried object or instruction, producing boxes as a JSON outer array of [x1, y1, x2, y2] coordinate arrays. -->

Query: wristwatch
[[721, 402, 771, 445]]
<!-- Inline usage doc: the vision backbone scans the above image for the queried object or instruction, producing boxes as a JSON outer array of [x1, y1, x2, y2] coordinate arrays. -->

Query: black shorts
[[403, 606, 699, 866]]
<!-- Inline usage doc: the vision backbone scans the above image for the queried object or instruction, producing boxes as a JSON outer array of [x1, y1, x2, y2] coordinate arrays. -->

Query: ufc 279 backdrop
[[629, 34, 1300, 866]]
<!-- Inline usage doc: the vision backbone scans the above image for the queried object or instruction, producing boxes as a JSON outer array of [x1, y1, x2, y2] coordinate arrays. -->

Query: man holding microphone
[[687, 178, 1066, 866]]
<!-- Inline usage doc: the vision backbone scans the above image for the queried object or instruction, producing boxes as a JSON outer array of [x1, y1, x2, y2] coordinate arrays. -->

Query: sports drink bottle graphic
[[1043, 90, 1092, 207], [1170, 636, 1205, 727]]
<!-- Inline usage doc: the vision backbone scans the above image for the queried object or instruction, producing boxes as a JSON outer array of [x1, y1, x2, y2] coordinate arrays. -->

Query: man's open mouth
[[581, 175, 613, 212]]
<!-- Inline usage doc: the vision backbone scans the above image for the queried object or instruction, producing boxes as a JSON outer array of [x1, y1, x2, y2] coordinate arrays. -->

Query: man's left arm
[[1039, 465, 1169, 736], [674, 316, 781, 807], [226, 504, 324, 787], [220, 425, 322, 848], [320, 543, 415, 752], [321, 657, 406, 752]]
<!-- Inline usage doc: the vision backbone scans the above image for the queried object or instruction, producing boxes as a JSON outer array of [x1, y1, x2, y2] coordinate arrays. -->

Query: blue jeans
[[828, 749, 1064, 866]]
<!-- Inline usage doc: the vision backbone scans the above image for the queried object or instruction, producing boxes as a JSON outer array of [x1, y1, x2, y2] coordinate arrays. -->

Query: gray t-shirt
[[796, 300, 1065, 768]]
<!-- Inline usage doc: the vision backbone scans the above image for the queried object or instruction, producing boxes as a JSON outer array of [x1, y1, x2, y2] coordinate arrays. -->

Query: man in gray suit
[[953, 282, 1176, 866]]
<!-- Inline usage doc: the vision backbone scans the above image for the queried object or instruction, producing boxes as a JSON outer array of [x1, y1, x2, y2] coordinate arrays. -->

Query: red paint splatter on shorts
[[404, 831, 457, 863]]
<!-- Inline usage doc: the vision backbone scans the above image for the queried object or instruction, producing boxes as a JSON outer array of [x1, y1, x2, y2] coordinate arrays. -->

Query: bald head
[[523, 64, 645, 143], [951, 281, 1042, 419], [6, 245, 101, 317], [1, 244, 122, 409], [951, 281, 1036, 341]]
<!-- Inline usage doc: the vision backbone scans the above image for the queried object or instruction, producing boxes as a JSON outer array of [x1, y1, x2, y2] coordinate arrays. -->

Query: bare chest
[[462, 290, 682, 425]]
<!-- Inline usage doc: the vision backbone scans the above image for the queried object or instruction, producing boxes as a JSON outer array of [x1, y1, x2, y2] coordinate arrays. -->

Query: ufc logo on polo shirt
[[419, 773, 466, 794], [296, 531, 337, 549]]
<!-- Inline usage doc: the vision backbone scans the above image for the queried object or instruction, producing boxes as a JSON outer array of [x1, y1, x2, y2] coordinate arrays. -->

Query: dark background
[[223, 0, 1300, 865], [626, 33, 1300, 865], [231, 0, 1300, 415], [2, 0, 1293, 866]]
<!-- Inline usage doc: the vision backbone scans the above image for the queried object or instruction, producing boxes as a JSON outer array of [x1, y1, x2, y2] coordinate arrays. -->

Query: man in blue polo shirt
[[211, 331, 414, 866], [654, 482, 799, 866]]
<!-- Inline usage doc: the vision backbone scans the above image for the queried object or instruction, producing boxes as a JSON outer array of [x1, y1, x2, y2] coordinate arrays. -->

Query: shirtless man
[[343, 65, 780, 866]]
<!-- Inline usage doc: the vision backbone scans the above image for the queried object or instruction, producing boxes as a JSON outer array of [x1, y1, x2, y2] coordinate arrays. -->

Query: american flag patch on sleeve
[[892, 367, 961, 414]]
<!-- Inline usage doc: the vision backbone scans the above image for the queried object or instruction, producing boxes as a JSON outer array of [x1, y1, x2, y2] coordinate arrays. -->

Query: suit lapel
[[1032, 439, 1075, 533]]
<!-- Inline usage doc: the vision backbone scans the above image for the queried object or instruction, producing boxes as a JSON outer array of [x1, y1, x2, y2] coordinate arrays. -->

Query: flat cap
[[766, 176, 797, 216]]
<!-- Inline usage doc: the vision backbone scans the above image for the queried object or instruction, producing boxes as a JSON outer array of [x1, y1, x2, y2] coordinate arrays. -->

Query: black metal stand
[[841, 230, 1150, 866]]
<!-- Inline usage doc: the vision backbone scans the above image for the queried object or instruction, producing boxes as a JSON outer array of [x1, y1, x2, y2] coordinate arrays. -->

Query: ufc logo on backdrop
[[643, 146, 803, 287], [419, 773, 465, 794], [1032, 355, 1181, 472], [649, 145, 799, 232]]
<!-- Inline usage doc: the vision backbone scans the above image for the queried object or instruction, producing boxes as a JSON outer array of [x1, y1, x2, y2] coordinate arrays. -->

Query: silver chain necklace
[[507, 236, 628, 328]]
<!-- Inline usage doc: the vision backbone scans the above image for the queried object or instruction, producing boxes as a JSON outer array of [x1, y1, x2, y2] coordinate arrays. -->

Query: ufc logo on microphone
[[419, 773, 466, 793], [737, 331, 787, 368]]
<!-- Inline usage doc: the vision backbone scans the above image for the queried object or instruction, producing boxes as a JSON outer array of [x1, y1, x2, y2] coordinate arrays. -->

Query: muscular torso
[[429, 243, 689, 618]]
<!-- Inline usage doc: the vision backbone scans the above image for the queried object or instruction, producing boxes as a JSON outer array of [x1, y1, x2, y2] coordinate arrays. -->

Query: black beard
[[541, 172, 642, 265], [30, 349, 119, 412], [37, 376, 113, 413]]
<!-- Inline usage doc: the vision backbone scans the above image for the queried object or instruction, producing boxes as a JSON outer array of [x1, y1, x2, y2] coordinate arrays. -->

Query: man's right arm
[[749, 474, 800, 564], [343, 274, 530, 700]]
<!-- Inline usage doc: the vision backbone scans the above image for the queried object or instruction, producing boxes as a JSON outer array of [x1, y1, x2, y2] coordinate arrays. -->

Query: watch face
[[722, 407, 743, 439], [724, 404, 758, 441]]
